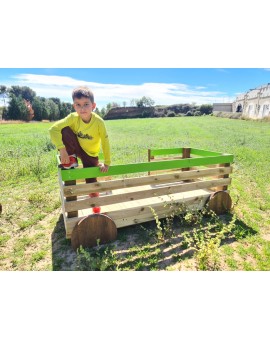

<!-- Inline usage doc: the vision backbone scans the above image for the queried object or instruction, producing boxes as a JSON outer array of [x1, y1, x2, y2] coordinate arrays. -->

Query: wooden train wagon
[[57, 148, 234, 250]]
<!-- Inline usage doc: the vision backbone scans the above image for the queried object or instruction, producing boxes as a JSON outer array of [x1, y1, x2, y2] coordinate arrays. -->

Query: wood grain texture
[[71, 214, 117, 250], [207, 191, 232, 214]]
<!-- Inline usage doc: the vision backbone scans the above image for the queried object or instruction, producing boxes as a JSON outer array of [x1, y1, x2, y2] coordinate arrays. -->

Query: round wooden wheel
[[71, 214, 117, 251], [207, 191, 232, 215]]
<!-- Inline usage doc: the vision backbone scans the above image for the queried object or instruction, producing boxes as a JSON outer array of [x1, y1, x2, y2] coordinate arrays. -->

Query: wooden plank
[[63, 167, 232, 197], [111, 199, 207, 228], [64, 189, 211, 237], [64, 178, 231, 213], [104, 191, 210, 220]]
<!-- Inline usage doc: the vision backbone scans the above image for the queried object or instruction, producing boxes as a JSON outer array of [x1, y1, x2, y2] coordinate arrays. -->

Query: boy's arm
[[49, 114, 74, 150], [99, 122, 111, 167]]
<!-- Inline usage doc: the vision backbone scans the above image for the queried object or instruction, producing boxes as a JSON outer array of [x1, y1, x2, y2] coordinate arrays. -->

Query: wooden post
[[182, 147, 191, 171], [65, 180, 78, 218], [218, 163, 230, 191], [211, 162, 231, 192], [148, 149, 154, 175]]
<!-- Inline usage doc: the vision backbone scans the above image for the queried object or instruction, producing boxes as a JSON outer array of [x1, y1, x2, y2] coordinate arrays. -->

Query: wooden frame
[[57, 148, 234, 242]]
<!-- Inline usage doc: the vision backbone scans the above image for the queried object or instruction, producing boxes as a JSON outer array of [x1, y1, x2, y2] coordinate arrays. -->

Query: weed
[[149, 206, 163, 241], [75, 245, 117, 271], [226, 258, 238, 270], [0, 234, 11, 247], [31, 250, 46, 263], [181, 214, 237, 270]]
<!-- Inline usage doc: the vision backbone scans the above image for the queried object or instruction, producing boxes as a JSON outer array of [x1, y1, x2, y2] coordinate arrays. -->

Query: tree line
[[0, 85, 157, 122], [0, 85, 73, 121], [0, 85, 212, 121]]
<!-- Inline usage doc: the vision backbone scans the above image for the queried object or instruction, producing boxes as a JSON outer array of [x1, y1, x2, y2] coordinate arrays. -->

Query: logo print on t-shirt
[[77, 131, 93, 140]]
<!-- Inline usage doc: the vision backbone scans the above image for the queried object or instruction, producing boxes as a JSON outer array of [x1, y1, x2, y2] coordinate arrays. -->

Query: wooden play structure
[[57, 147, 233, 250]]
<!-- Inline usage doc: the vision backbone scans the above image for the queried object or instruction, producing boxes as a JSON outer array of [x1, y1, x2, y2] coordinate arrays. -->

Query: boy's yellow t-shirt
[[49, 112, 111, 165]]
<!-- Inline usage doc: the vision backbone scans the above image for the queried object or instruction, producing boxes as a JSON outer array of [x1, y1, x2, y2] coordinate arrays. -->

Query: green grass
[[0, 116, 270, 271]]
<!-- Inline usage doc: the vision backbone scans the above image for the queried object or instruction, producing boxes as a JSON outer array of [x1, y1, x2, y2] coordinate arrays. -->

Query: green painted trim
[[150, 148, 183, 156], [150, 147, 225, 157], [60, 154, 234, 181], [190, 148, 222, 157]]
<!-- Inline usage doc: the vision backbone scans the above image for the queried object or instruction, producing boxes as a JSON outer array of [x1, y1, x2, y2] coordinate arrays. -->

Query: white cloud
[[9, 73, 234, 107]]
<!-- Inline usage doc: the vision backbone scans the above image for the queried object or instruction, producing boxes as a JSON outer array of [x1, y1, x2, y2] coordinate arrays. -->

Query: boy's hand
[[99, 163, 109, 173], [59, 148, 70, 164]]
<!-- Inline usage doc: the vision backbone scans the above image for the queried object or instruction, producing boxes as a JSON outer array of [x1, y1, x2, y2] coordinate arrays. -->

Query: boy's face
[[73, 96, 96, 123]]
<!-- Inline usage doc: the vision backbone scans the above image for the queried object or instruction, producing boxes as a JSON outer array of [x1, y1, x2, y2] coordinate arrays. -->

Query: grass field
[[0, 116, 270, 270]]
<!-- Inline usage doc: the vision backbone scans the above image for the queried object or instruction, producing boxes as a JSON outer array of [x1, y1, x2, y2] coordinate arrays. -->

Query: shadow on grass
[[219, 213, 258, 245], [51, 214, 75, 271], [50, 211, 258, 271]]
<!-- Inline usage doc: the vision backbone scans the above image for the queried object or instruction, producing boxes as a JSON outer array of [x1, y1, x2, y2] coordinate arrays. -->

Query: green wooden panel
[[150, 147, 222, 157], [190, 148, 222, 157], [60, 154, 234, 181], [150, 148, 183, 156]]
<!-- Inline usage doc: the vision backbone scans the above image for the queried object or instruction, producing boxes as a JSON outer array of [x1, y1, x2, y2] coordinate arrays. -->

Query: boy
[[49, 86, 111, 211]]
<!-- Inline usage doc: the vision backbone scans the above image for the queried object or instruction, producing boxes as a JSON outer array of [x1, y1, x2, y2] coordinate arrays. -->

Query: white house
[[232, 83, 270, 119]]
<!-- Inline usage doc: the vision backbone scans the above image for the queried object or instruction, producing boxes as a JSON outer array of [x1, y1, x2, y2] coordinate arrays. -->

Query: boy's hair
[[72, 86, 94, 102]]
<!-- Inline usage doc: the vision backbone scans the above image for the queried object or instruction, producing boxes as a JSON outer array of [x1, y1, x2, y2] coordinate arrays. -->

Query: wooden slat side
[[63, 167, 232, 197], [64, 178, 231, 212], [111, 199, 208, 228], [64, 191, 210, 238]]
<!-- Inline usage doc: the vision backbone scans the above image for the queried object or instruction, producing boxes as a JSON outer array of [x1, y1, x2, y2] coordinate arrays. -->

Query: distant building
[[232, 83, 270, 119], [213, 103, 232, 113]]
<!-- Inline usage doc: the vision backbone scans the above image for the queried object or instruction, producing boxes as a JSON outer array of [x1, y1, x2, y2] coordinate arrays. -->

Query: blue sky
[[1, 68, 270, 109]]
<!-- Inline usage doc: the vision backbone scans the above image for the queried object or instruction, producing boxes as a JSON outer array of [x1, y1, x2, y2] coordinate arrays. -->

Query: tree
[[100, 107, 106, 117], [106, 102, 112, 112], [0, 85, 8, 106], [141, 96, 155, 107], [5, 95, 29, 120], [59, 102, 73, 119], [49, 97, 61, 106], [8, 86, 36, 101], [0, 85, 7, 94], [200, 104, 213, 115], [111, 102, 119, 108], [32, 97, 44, 121], [47, 99, 60, 121], [132, 96, 155, 107]]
